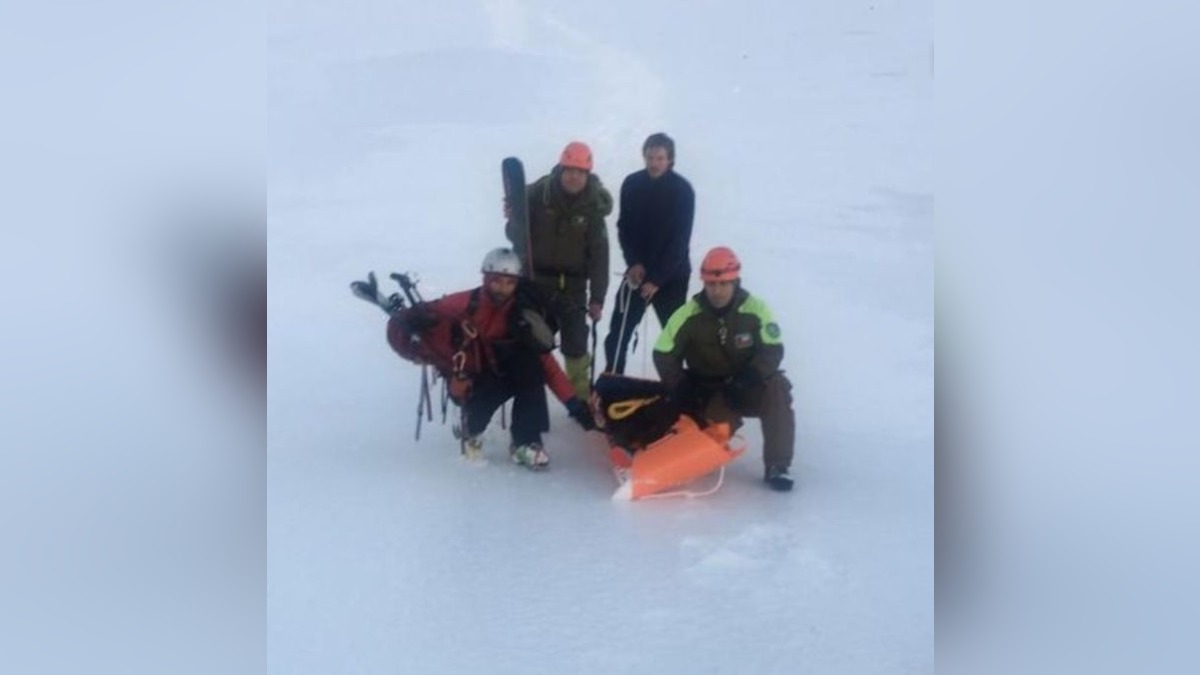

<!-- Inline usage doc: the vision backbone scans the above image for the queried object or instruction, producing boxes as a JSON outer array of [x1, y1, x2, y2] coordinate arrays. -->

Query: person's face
[[485, 274, 519, 304], [703, 279, 736, 309], [559, 167, 588, 195], [644, 146, 670, 178]]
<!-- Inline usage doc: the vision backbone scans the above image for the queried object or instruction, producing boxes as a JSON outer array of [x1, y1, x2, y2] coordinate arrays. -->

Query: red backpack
[[386, 311, 446, 370]]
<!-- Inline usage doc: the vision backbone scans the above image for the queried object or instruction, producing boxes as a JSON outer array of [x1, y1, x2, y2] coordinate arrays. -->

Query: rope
[[610, 281, 635, 374], [636, 466, 728, 500], [613, 280, 654, 378], [639, 301, 652, 376], [606, 396, 662, 420]]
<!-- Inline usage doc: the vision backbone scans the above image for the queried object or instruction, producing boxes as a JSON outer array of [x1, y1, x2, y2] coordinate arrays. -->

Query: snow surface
[[269, 1, 932, 673]]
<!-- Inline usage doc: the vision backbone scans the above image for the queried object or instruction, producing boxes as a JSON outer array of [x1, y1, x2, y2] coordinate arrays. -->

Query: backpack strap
[[446, 289, 484, 400]]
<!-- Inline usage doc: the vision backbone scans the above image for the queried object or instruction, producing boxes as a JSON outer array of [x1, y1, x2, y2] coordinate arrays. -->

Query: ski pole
[[390, 272, 424, 305], [589, 317, 598, 384]]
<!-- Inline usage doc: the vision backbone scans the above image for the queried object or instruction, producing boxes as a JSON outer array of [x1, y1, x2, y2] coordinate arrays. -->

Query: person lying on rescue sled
[[652, 246, 797, 492], [388, 248, 596, 469]]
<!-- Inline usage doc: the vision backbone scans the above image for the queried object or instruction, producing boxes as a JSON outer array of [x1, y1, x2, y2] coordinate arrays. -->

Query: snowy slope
[[268, 1, 932, 673]]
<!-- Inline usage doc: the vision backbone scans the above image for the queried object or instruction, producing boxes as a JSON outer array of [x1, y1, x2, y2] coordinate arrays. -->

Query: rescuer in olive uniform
[[653, 246, 796, 492], [507, 141, 612, 399]]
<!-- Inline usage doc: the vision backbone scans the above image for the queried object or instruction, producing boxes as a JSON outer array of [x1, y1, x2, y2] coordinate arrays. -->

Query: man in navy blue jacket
[[603, 133, 696, 374]]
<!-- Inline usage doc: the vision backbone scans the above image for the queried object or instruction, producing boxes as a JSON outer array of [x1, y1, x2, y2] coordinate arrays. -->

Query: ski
[[349, 271, 403, 316], [501, 157, 531, 276]]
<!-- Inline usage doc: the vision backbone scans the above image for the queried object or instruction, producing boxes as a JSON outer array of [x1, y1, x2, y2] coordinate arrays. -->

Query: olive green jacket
[[507, 166, 612, 305], [652, 287, 785, 391]]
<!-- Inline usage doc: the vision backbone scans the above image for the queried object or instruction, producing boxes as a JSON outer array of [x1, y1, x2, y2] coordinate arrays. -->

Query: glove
[[725, 368, 762, 408], [729, 367, 762, 391], [565, 396, 596, 431]]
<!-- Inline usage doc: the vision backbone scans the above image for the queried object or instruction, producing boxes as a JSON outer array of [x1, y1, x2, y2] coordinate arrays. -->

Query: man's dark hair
[[642, 132, 675, 163]]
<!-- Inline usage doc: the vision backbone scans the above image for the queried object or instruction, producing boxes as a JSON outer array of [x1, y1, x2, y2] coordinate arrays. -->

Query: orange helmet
[[699, 246, 741, 282], [559, 141, 594, 171]]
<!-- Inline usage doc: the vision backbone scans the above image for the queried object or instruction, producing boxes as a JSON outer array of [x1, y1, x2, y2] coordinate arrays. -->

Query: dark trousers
[[530, 274, 589, 358], [603, 276, 689, 374], [463, 350, 549, 446], [680, 372, 796, 469]]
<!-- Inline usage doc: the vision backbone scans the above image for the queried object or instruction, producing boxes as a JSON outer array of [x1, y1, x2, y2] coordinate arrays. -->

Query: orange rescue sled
[[610, 414, 745, 500]]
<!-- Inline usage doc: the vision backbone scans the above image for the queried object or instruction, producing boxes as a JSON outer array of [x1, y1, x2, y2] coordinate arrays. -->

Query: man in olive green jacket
[[652, 246, 796, 492], [507, 141, 612, 399]]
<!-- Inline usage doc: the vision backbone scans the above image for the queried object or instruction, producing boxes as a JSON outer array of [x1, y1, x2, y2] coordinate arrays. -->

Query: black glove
[[725, 367, 762, 408], [565, 397, 596, 431], [729, 367, 762, 391]]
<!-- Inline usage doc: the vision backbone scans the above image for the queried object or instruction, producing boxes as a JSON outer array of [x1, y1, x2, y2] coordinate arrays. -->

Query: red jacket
[[388, 287, 575, 404]]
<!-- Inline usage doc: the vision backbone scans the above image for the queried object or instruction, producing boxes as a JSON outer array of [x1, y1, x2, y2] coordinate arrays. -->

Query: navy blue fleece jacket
[[615, 168, 695, 286]]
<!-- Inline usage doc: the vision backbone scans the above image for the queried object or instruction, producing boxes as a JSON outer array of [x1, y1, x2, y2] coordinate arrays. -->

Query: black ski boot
[[764, 466, 794, 492]]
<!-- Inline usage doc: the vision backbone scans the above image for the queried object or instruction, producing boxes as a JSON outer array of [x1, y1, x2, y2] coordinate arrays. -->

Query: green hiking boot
[[461, 435, 484, 462], [565, 354, 592, 400], [509, 442, 550, 470]]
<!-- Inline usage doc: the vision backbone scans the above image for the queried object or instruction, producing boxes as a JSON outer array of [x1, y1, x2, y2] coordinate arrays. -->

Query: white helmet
[[480, 247, 522, 277]]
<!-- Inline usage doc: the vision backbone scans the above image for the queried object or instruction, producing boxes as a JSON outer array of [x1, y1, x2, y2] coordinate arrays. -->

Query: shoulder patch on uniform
[[766, 322, 781, 339]]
